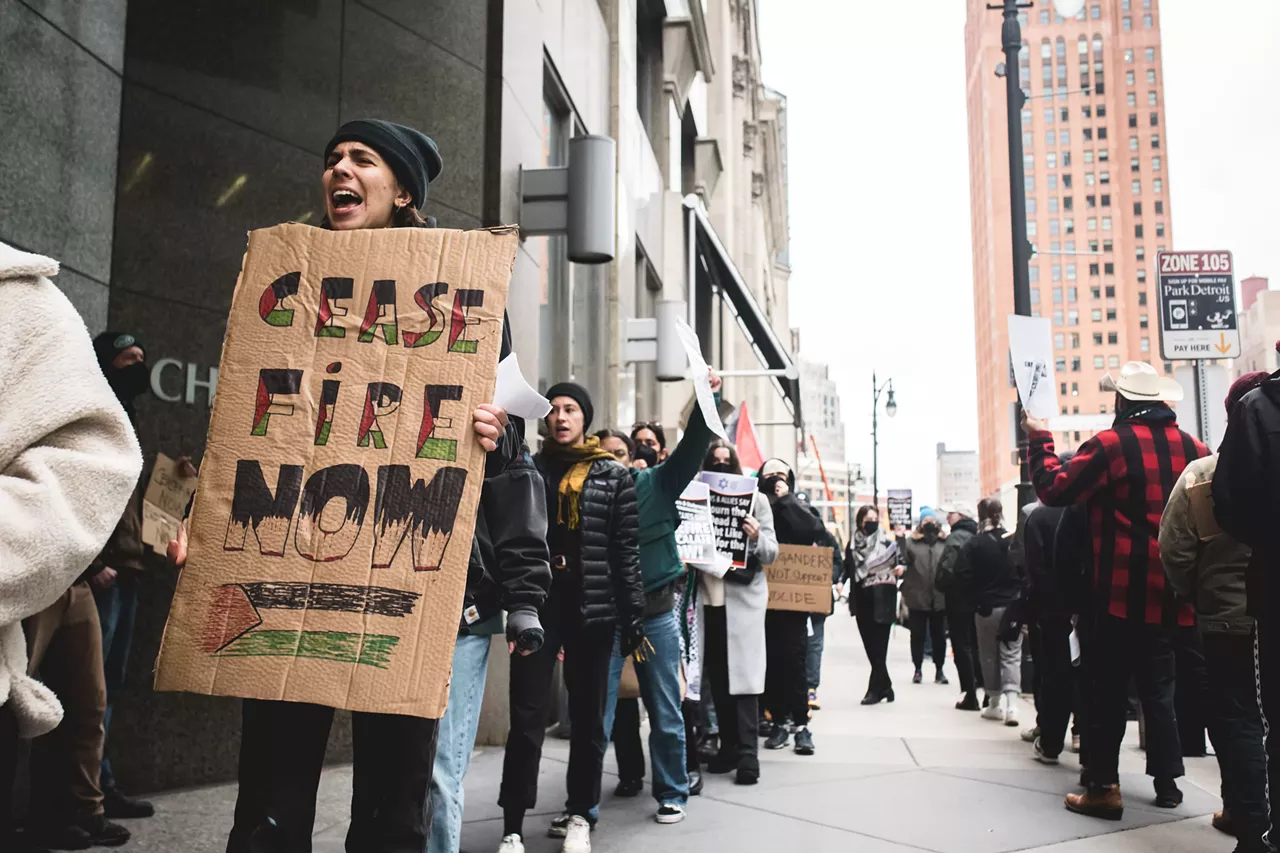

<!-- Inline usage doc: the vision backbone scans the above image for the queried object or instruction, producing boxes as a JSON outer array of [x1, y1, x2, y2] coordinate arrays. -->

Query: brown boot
[[1213, 810, 1238, 837], [1065, 784, 1124, 820]]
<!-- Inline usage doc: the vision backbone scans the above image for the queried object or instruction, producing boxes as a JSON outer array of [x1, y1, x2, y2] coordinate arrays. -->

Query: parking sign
[[1156, 250, 1238, 361]]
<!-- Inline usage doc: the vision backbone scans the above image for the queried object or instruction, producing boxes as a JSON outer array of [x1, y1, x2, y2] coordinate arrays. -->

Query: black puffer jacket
[[535, 455, 644, 631]]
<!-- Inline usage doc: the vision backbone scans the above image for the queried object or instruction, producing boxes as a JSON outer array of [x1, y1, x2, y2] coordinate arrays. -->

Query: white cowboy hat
[[1100, 361, 1184, 403]]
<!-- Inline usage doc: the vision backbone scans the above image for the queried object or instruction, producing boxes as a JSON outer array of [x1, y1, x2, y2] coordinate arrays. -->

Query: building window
[[1040, 9, 1051, 24], [1151, 113, 1160, 129], [1027, 197, 1038, 214], [1104, 239, 1113, 251], [1072, 357, 1082, 372], [1060, 129, 1070, 145], [1063, 174, 1073, 188], [1123, 16, 1131, 31], [1128, 113, 1138, 129], [1135, 224, 1144, 238], [1089, 263, 1100, 276], [1131, 157, 1141, 173], [1030, 265, 1041, 282], [1139, 314, 1149, 328], [1139, 291, 1148, 306], [1152, 156, 1162, 171], [1056, 357, 1067, 373], [1105, 262, 1115, 275], [1027, 221, 1038, 237], [1055, 333, 1065, 350], [1067, 263, 1077, 279], [1083, 128, 1093, 142], [1097, 104, 1107, 118], [1097, 127, 1107, 140], [1148, 91, 1159, 105], [1086, 173, 1096, 186], [1026, 176, 1036, 192], [1102, 216, 1112, 230], [1133, 179, 1142, 194], [1152, 134, 1161, 148], [1093, 331, 1103, 344], [1101, 194, 1111, 207], [1072, 333, 1081, 348], [1025, 154, 1035, 171], [1053, 310, 1064, 326], [1128, 92, 1138, 107], [1126, 71, 1135, 86], [1042, 130, 1052, 147], [1137, 268, 1147, 282], [1154, 178, 1163, 193], [1053, 287, 1063, 304], [1122, 0, 1131, 11], [1107, 308, 1117, 321], [1147, 69, 1157, 84], [635, 0, 665, 145], [1053, 264, 1062, 281], [1091, 309, 1103, 322], [1063, 151, 1073, 167], [1064, 196, 1074, 210], [1155, 200, 1164, 214], [1047, 175, 1058, 190], [1094, 355, 1104, 369], [1068, 309, 1079, 326], [1027, 131, 1037, 149], [1047, 153, 1058, 169], [1087, 217, 1097, 231], [1048, 197, 1059, 213], [1100, 171, 1110, 184], [1136, 246, 1145, 261], [1145, 47, 1156, 61], [1129, 136, 1140, 151], [1143, 13, 1153, 27], [1108, 332, 1119, 344], [1140, 337, 1150, 352], [1091, 5, 1101, 19], [1156, 222, 1165, 237], [1044, 107, 1055, 125], [1134, 202, 1142, 215], [1106, 285, 1116, 297], [1068, 286, 1078, 301]]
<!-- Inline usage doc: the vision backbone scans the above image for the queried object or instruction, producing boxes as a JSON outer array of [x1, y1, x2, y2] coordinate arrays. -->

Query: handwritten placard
[[764, 543, 834, 614]]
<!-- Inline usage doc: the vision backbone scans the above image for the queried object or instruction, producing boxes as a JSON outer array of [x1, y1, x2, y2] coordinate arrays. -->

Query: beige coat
[[0, 242, 141, 737]]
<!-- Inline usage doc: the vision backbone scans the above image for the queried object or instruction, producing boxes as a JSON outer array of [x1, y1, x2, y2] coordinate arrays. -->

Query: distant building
[[965, 0, 1176, 496], [937, 443, 981, 509], [796, 358, 857, 532], [1237, 277, 1280, 377]]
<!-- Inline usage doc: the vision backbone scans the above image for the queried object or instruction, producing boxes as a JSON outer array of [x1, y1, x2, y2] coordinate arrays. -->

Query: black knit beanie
[[93, 331, 145, 373], [325, 119, 443, 210], [545, 382, 595, 431]]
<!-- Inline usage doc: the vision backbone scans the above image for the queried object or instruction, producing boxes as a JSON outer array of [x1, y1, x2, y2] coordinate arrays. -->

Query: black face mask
[[708, 462, 733, 474], [108, 362, 150, 405], [922, 523, 939, 538], [862, 521, 880, 536]]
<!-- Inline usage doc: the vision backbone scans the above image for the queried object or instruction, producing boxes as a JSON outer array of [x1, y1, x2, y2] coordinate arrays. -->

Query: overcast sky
[[757, 0, 1280, 507]]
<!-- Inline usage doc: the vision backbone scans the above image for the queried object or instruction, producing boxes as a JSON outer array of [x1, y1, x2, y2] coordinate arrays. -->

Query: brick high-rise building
[[965, 0, 1173, 496]]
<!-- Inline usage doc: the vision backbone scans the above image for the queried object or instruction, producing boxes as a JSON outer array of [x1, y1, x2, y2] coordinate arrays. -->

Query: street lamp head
[[885, 389, 898, 418], [994, 62, 1007, 79]]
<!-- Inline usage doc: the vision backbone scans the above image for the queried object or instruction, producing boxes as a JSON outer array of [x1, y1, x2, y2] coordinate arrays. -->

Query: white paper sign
[[674, 318, 727, 440], [492, 353, 551, 420], [1007, 314, 1059, 420], [676, 481, 721, 572]]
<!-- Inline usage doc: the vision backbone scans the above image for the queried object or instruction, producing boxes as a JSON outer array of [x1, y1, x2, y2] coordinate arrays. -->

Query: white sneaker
[[498, 834, 525, 853], [1003, 691, 1020, 727], [981, 694, 1004, 721], [562, 815, 592, 853], [656, 803, 686, 824]]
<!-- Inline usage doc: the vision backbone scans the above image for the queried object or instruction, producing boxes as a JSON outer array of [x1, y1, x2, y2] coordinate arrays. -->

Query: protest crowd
[[1, 116, 1279, 853]]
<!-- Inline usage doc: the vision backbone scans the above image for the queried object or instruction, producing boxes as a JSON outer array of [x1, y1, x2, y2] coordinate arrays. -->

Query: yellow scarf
[[544, 436, 618, 530]]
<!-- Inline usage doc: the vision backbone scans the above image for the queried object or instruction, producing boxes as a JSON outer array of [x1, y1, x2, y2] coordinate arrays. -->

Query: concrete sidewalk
[[122, 613, 1231, 853]]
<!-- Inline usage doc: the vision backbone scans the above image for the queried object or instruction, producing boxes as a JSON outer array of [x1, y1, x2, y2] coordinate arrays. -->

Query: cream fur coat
[[0, 242, 141, 737]]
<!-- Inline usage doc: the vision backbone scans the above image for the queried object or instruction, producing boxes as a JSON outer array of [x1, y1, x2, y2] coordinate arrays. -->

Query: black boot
[[1153, 777, 1183, 809]]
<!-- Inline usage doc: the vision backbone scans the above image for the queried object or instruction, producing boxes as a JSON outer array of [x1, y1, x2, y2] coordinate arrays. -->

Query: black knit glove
[[619, 618, 646, 659], [506, 610, 545, 654]]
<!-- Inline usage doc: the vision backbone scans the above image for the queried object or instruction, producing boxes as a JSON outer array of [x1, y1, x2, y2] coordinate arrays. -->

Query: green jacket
[[633, 402, 717, 593]]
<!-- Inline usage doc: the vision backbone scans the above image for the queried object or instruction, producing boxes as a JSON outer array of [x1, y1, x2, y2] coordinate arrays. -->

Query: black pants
[[856, 586, 893, 697], [764, 610, 810, 727], [947, 605, 979, 695], [0, 705, 16, 843], [500, 610, 613, 819], [908, 610, 946, 673], [612, 698, 645, 782], [1175, 626, 1212, 756], [1254, 618, 1280, 846], [1087, 616, 1184, 785], [1203, 632, 1268, 846], [1034, 615, 1078, 756], [681, 700, 701, 773], [702, 606, 758, 773], [227, 699, 438, 853]]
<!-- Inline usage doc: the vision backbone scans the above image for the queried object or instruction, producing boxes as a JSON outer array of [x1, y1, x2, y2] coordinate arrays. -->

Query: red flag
[[734, 401, 765, 473]]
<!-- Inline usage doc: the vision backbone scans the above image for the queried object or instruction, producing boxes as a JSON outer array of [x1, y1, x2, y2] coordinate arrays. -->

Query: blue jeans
[[601, 608, 688, 812], [427, 633, 492, 853], [807, 615, 826, 690], [94, 577, 140, 791]]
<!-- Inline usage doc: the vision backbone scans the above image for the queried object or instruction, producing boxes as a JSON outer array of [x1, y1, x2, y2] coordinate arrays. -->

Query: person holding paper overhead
[[1160, 371, 1268, 853], [697, 440, 776, 785], [1025, 360, 1208, 821], [499, 381, 643, 853], [592, 368, 720, 825]]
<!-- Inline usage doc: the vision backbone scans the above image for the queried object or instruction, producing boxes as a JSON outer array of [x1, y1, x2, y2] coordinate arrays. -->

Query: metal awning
[[684, 197, 801, 427]]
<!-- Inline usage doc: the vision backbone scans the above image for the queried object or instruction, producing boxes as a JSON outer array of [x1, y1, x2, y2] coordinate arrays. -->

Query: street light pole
[[871, 372, 896, 515], [988, 0, 1037, 524]]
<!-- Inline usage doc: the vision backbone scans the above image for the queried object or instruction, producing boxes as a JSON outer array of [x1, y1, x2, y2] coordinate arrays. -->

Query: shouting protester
[[195, 119, 524, 853], [0, 242, 142, 851], [595, 369, 720, 825], [698, 440, 777, 785], [1026, 361, 1208, 820], [499, 382, 644, 853], [1162, 371, 1269, 853], [759, 459, 828, 754], [902, 510, 948, 686]]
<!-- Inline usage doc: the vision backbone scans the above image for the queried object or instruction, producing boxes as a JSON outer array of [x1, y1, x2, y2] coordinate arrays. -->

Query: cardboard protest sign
[[698, 471, 756, 568], [764, 544, 834, 614], [675, 481, 719, 571], [141, 453, 198, 552], [886, 490, 913, 530], [154, 223, 517, 719], [1007, 314, 1059, 419]]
